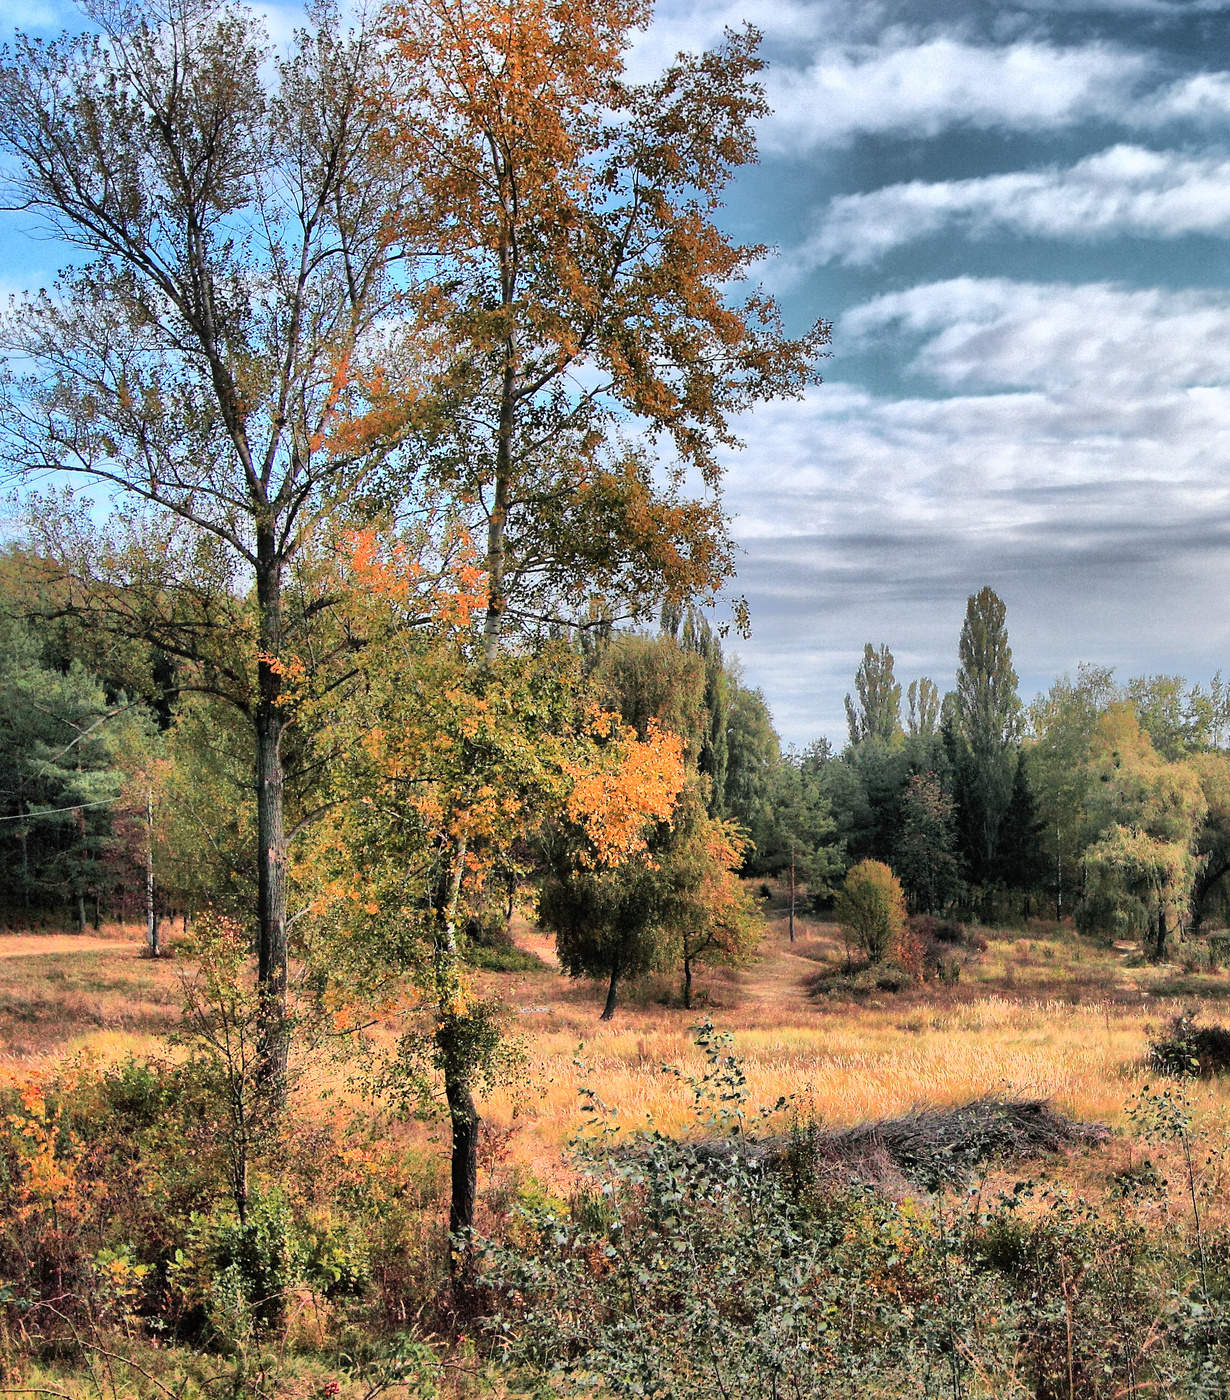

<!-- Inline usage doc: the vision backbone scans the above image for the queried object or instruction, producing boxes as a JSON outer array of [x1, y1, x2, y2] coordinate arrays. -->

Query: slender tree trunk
[[432, 837, 480, 1252], [1055, 821, 1062, 921], [601, 967, 619, 1021], [788, 844, 796, 943], [683, 952, 693, 1009], [482, 217, 518, 666], [254, 541, 289, 1101], [75, 892, 86, 935], [145, 789, 160, 958]]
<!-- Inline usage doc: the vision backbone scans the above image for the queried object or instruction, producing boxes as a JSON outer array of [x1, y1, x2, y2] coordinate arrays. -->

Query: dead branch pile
[[644, 1097, 1109, 1195]]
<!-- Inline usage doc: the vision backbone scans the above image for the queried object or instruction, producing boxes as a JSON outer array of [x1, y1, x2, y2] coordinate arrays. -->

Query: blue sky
[[4, 0, 1230, 746]]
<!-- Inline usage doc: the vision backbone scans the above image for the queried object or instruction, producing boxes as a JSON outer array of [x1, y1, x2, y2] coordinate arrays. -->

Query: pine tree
[[994, 751, 1048, 913]]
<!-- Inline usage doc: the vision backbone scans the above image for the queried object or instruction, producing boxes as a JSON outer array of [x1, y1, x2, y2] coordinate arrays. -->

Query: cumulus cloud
[[802, 146, 1230, 266], [760, 37, 1149, 152]]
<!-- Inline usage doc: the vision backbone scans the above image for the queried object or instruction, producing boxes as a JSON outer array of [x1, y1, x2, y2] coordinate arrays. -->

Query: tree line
[[743, 585, 1230, 968]]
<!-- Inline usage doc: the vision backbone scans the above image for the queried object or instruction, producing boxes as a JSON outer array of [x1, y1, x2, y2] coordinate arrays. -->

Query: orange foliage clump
[[566, 718, 686, 866]]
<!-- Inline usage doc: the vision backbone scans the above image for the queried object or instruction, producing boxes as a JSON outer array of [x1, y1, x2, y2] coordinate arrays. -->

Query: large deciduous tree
[[906, 677, 941, 738], [1075, 704, 1206, 959], [0, 0, 415, 1089], [1027, 663, 1120, 918], [376, 0, 829, 652], [845, 644, 903, 747]]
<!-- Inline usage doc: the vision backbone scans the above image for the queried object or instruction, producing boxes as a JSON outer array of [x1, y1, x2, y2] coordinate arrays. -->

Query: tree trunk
[[432, 836, 480, 1255], [445, 1066, 479, 1238], [145, 788, 160, 957], [683, 953, 693, 1009], [1152, 905, 1169, 963], [482, 221, 518, 666], [788, 847, 796, 943], [254, 544, 289, 1101], [601, 967, 619, 1020], [75, 892, 86, 935]]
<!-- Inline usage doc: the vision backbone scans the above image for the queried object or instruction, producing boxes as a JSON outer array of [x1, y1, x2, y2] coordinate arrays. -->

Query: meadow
[[6, 900, 1230, 1398]]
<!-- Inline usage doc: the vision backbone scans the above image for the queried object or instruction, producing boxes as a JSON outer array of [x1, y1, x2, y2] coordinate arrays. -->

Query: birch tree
[[0, 0, 416, 1089]]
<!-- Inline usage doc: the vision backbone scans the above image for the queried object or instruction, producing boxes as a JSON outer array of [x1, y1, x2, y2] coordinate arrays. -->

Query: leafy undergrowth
[[6, 914, 1230, 1396], [478, 1025, 1230, 1400]]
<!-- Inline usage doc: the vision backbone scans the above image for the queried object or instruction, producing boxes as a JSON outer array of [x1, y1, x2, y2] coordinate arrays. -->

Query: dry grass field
[[8, 900, 1230, 1398], [486, 914, 1223, 1115], [4, 901, 1230, 1209]]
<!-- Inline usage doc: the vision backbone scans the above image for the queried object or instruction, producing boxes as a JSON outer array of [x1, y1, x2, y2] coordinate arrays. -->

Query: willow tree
[[1076, 704, 1206, 959], [0, 0, 416, 1089]]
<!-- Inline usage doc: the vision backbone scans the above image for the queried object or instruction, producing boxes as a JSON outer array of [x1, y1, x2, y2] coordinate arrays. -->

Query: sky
[[3, 0, 1230, 746]]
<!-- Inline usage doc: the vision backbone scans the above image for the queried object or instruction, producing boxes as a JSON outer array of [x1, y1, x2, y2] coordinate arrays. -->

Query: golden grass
[[0, 923, 182, 1065], [473, 912, 1230, 1193], [8, 907, 1230, 1205]]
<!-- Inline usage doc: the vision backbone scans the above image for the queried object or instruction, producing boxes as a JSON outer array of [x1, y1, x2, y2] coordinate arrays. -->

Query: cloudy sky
[[628, 0, 1230, 747], [4, 0, 1230, 746]]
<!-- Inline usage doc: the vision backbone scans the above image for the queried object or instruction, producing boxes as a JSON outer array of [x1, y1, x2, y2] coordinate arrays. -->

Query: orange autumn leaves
[[566, 716, 683, 866], [300, 534, 687, 949]]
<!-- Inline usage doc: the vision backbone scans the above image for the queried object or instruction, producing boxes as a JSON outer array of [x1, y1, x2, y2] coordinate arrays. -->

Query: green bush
[[834, 860, 910, 967], [477, 1023, 1230, 1400]]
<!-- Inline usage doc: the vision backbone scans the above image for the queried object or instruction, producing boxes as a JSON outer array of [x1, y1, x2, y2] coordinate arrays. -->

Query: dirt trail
[[730, 918, 839, 1021]]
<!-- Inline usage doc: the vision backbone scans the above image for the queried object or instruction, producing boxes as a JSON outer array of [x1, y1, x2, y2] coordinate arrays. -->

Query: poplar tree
[[953, 587, 1022, 892], [845, 643, 903, 747], [907, 677, 941, 737]]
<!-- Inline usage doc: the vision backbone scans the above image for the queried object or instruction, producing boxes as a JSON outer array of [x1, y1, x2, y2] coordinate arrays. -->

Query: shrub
[[834, 860, 909, 967], [1148, 1012, 1230, 1077], [476, 1023, 1214, 1400]]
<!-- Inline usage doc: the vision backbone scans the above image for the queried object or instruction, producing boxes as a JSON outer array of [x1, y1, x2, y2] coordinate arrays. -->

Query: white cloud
[[842, 277, 1230, 396], [760, 37, 1149, 152], [801, 145, 1230, 267], [1139, 71, 1230, 125], [716, 279, 1230, 741], [622, 0, 842, 84]]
